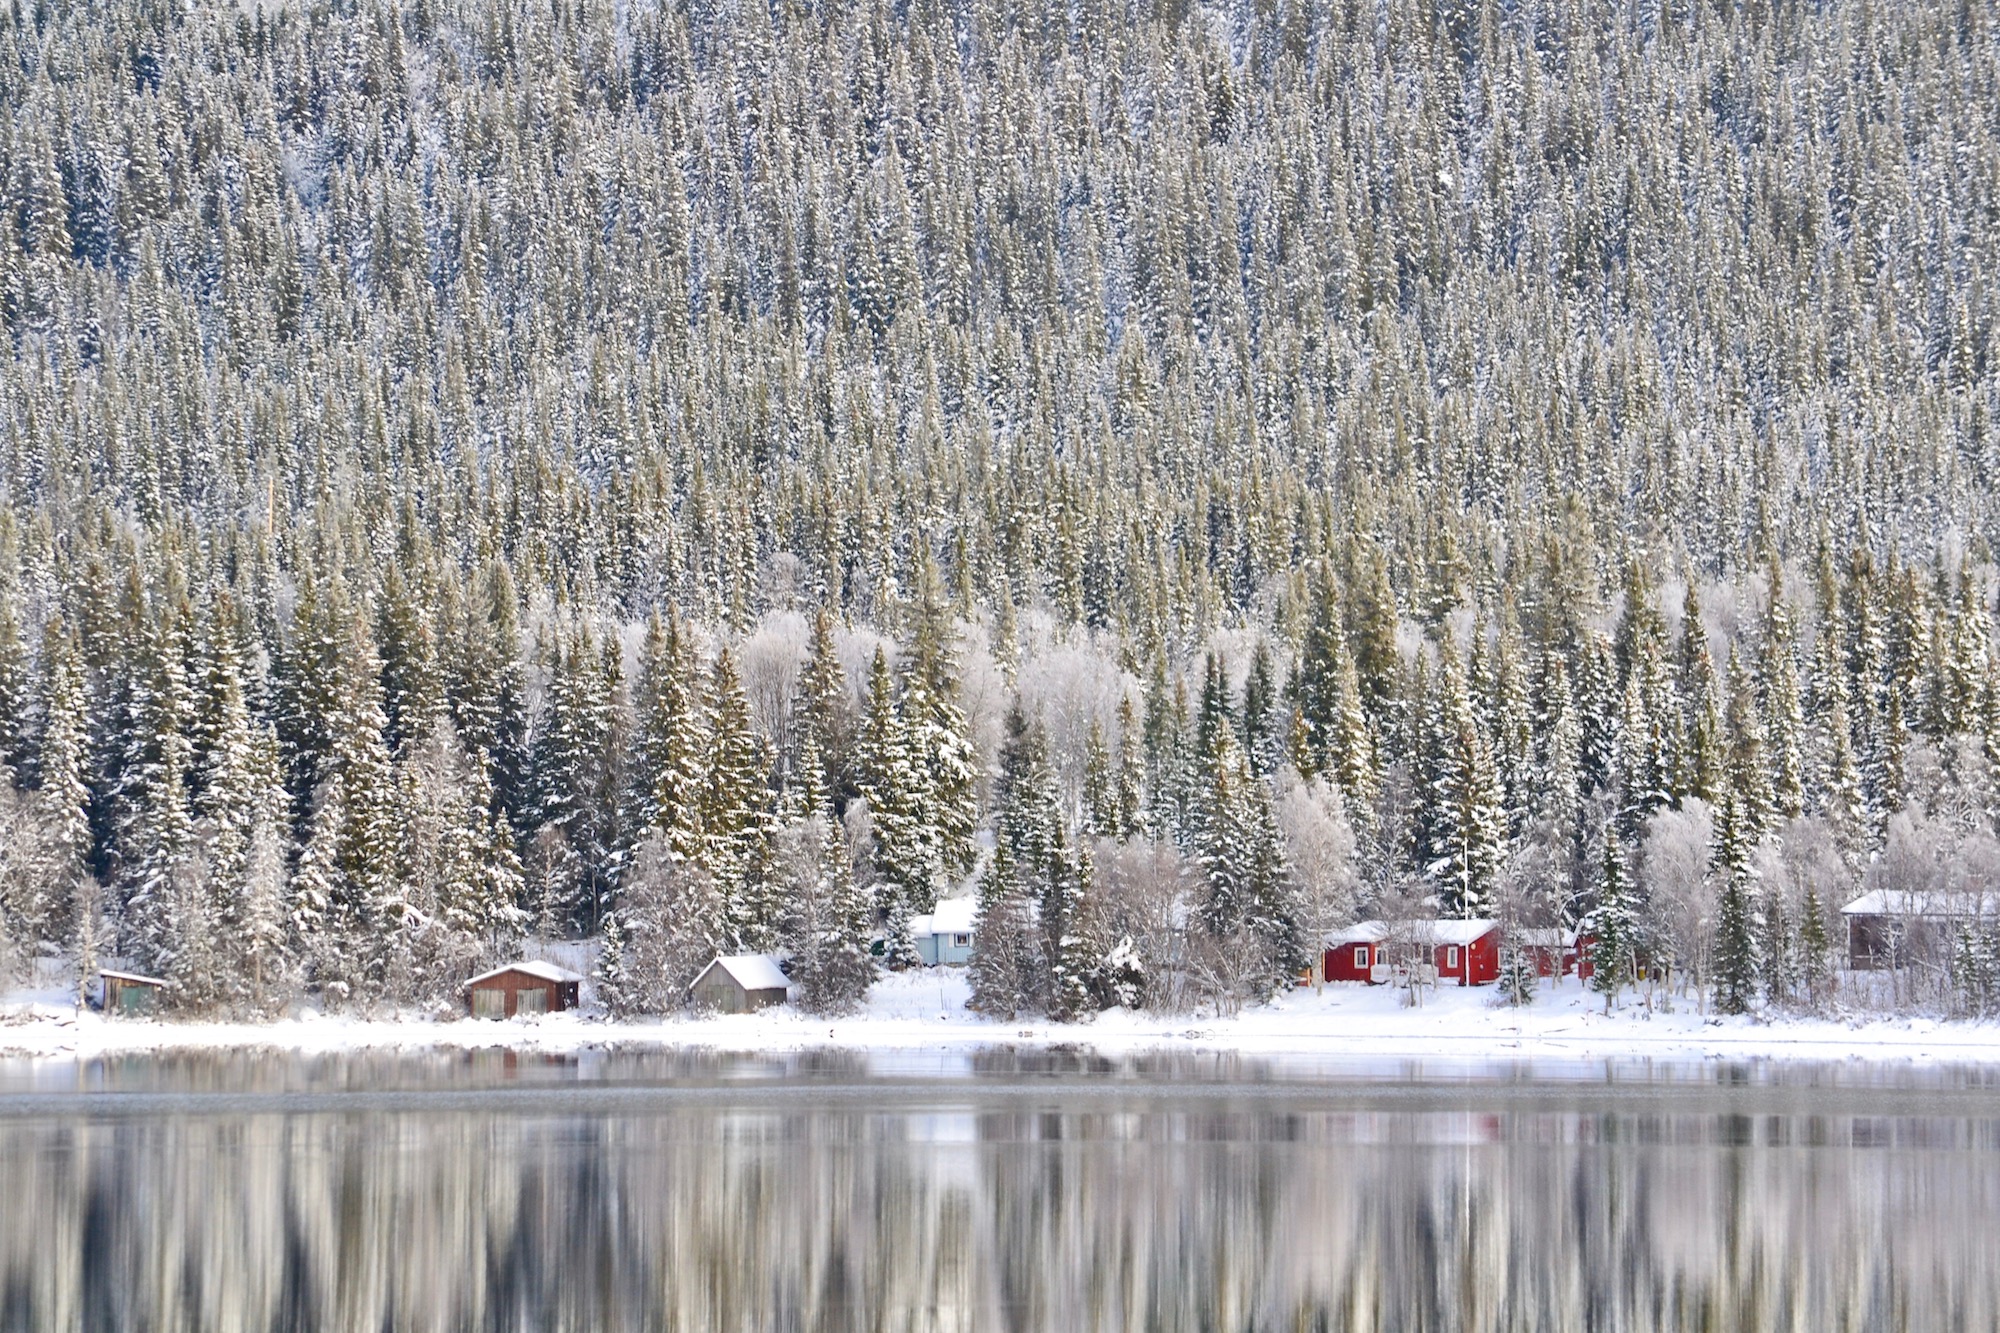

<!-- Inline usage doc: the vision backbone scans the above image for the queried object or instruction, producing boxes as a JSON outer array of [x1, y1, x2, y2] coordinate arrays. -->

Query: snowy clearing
[[5, 971, 2000, 1068]]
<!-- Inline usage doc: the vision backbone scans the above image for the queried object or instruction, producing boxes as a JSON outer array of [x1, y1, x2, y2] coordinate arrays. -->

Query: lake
[[1, 1046, 1996, 1330]]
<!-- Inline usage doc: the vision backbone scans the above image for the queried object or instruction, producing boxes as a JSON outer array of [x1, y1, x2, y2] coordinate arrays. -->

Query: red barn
[[1324, 922, 1390, 983], [1430, 919, 1501, 986]]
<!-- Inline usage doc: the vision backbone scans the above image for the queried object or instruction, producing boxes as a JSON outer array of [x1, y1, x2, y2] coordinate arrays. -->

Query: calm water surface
[[1, 1046, 1996, 1330]]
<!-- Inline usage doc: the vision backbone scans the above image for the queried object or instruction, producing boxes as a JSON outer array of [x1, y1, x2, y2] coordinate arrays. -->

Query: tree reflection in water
[[1, 1049, 1995, 1330]]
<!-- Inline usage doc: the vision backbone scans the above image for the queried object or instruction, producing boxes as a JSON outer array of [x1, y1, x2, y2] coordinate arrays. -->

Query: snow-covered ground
[[4, 970, 2000, 1067]]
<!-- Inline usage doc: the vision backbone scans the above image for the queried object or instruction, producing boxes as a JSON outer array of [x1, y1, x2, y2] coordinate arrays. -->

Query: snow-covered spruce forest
[[0, 0, 1995, 1020]]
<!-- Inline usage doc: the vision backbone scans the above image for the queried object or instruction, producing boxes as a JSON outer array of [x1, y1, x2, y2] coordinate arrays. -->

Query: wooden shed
[[465, 961, 582, 1018], [99, 970, 167, 1016], [910, 897, 979, 966], [690, 954, 792, 1013]]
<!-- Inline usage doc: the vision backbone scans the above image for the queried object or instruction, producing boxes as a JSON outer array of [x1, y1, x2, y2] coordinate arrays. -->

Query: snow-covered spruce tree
[[609, 830, 726, 1014], [903, 593, 978, 887], [441, 560, 531, 830], [1713, 792, 1763, 1016], [788, 609, 849, 818], [0, 590, 27, 777], [34, 620, 91, 909], [1082, 719, 1116, 838], [1949, 927, 1997, 1018], [192, 647, 291, 1011], [524, 624, 617, 936], [856, 646, 931, 927], [1111, 695, 1146, 841], [1290, 572, 1346, 783], [703, 646, 774, 950], [778, 815, 876, 1015], [1798, 887, 1832, 1010], [633, 610, 707, 864], [1239, 641, 1281, 777], [1589, 828, 1635, 1014], [967, 836, 1038, 1020], [1498, 942, 1538, 1007]]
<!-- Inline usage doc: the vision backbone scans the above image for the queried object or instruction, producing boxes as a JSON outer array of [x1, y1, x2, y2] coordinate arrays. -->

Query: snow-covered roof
[[1841, 891, 2000, 919], [467, 960, 583, 987], [1330, 919, 1498, 946], [1512, 928, 1576, 949], [99, 969, 167, 986], [911, 897, 979, 936], [703, 954, 792, 993], [1428, 918, 1499, 946]]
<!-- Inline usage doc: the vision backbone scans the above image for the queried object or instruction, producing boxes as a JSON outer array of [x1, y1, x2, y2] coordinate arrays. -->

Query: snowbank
[[3, 971, 1999, 1066]]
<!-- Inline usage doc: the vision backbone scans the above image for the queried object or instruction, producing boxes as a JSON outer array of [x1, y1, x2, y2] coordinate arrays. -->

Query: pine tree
[[1082, 718, 1116, 837], [1713, 791, 1762, 1015], [1490, 604, 1536, 835], [1589, 828, 1635, 1013], [1422, 646, 1504, 917], [790, 608, 849, 816], [1498, 940, 1538, 1006], [967, 836, 1037, 1019], [1764, 636, 1807, 825], [634, 610, 707, 861], [1330, 649, 1379, 839], [0, 591, 28, 776], [1239, 640, 1280, 776], [377, 563, 442, 755], [1798, 887, 1831, 1009], [36, 620, 91, 877], [703, 646, 772, 948], [903, 602, 978, 885], [1111, 695, 1145, 839], [856, 645, 930, 919], [1291, 572, 1346, 780], [779, 814, 876, 1015], [1725, 648, 1775, 837], [1048, 838, 1102, 1022], [612, 830, 728, 1012]]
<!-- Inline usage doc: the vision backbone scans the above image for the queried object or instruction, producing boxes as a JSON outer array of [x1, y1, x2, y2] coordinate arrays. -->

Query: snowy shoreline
[[5, 971, 2000, 1069]]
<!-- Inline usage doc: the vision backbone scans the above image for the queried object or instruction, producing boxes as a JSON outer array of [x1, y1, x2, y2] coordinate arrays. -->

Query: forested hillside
[[0, 0, 1996, 1017]]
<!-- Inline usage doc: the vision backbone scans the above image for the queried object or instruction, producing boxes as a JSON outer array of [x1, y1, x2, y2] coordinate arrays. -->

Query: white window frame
[[1446, 946, 1460, 969], [1353, 946, 1368, 969], [952, 933, 971, 948]]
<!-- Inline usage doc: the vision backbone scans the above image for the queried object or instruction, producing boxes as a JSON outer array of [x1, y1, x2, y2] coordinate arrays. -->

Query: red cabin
[[1322, 919, 1502, 986], [1323, 922, 1390, 983], [1429, 920, 1501, 986], [1514, 928, 1589, 980], [1572, 932, 1597, 982]]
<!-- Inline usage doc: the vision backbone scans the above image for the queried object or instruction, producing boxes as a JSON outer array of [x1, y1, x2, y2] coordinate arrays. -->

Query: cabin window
[[1446, 947, 1460, 969], [1354, 947, 1368, 968], [472, 988, 505, 1019], [517, 988, 548, 1016], [952, 934, 971, 948]]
